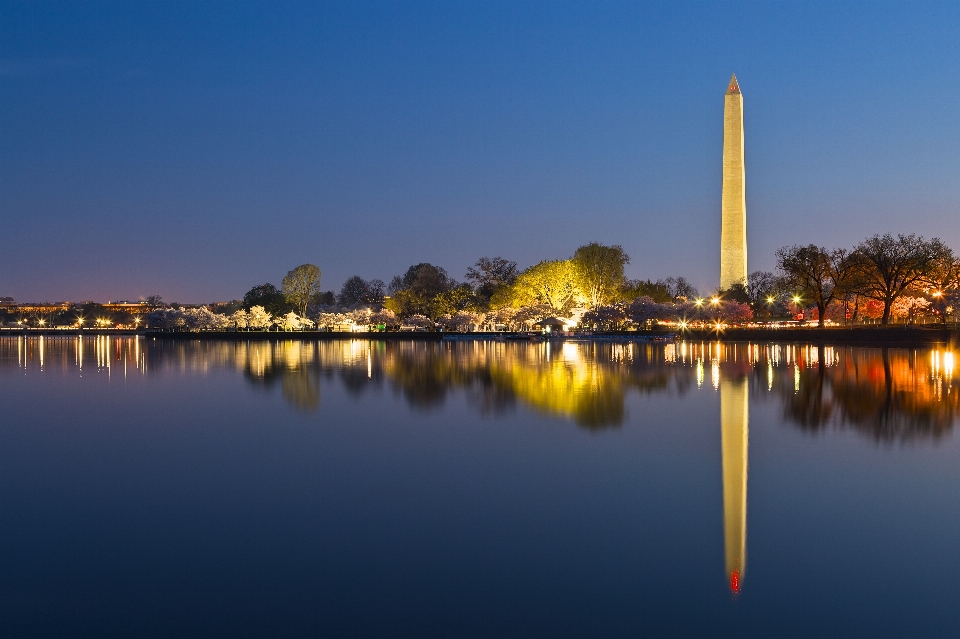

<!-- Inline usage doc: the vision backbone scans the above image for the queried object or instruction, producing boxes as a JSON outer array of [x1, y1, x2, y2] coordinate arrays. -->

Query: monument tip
[[726, 74, 741, 95]]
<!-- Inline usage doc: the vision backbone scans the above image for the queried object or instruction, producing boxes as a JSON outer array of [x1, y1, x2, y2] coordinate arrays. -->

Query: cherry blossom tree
[[437, 311, 484, 332], [248, 305, 273, 330], [581, 304, 627, 330], [403, 314, 433, 330], [370, 309, 398, 327], [277, 312, 303, 331], [231, 309, 249, 330], [891, 296, 931, 324]]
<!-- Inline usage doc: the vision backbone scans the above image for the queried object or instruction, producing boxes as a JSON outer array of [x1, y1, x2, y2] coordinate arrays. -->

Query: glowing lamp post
[[792, 295, 803, 322]]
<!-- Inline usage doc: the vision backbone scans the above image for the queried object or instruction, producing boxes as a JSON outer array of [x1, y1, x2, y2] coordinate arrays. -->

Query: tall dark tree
[[850, 234, 947, 325], [338, 277, 387, 307], [389, 263, 453, 297], [622, 279, 672, 303], [465, 257, 518, 301], [243, 283, 290, 315], [385, 264, 455, 319], [663, 277, 699, 301], [339, 276, 369, 307], [776, 245, 854, 328]]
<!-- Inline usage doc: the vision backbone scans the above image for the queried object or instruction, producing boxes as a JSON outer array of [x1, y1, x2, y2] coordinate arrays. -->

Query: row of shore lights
[[17, 317, 141, 327], [697, 291, 946, 306], [693, 295, 804, 307]]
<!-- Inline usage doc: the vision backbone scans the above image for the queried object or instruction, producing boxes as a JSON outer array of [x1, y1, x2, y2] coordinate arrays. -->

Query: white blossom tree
[[231, 309, 249, 330], [437, 311, 484, 332], [248, 305, 273, 330], [348, 308, 372, 328], [277, 312, 303, 331], [316, 312, 353, 331], [403, 314, 433, 329], [487, 306, 518, 330], [370, 309, 398, 327]]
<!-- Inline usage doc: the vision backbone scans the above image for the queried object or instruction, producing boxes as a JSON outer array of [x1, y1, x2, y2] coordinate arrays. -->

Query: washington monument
[[720, 74, 747, 290]]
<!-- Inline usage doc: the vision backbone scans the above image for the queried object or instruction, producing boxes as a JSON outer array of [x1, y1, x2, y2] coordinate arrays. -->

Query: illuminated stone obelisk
[[721, 377, 748, 594], [720, 74, 748, 290]]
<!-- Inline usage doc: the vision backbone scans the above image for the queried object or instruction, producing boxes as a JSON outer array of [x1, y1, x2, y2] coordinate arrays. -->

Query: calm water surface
[[1, 336, 959, 638]]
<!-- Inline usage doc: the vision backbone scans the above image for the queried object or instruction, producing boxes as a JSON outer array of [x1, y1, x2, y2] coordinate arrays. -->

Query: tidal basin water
[[2, 337, 960, 638]]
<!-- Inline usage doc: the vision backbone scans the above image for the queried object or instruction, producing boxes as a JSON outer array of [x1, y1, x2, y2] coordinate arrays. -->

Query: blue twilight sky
[[2, 1, 959, 303]]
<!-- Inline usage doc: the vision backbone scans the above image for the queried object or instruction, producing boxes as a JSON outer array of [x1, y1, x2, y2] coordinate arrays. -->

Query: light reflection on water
[[2, 336, 960, 636], [3, 337, 958, 436]]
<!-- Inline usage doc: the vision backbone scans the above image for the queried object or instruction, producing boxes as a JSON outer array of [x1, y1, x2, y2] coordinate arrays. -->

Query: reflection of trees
[[379, 342, 681, 429], [488, 357, 626, 428], [773, 346, 959, 441], [236, 341, 322, 413], [280, 367, 321, 412], [46, 337, 954, 438]]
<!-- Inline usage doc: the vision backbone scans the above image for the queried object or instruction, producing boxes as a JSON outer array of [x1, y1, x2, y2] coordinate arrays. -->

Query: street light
[[766, 296, 775, 304], [711, 297, 720, 306], [694, 298, 704, 307]]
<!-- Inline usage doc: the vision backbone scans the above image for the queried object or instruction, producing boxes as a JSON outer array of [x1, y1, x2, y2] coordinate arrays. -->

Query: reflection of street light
[[38, 319, 46, 326], [933, 291, 942, 298]]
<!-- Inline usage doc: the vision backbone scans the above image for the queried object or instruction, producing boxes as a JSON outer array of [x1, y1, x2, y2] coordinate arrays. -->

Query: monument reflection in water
[[3, 336, 958, 596]]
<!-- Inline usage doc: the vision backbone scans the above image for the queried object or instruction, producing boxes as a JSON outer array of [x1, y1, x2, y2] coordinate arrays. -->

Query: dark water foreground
[[1, 336, 959, 638]]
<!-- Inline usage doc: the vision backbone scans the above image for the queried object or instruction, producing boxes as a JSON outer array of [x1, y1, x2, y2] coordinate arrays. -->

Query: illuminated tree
[[776, 245, 855, 328], [277, 312, 303, 331], [581, 305, 628, 330], [920, 249, 960, 322], [890, 296, 931, 323], [625, 296, 674, 325], [718, 302, 753, 324], [282, 264, 322, 316], [572, 242, 630, 307], [248, 305, 273, 330], [386, 263, 455, 318], [403, 314, 434, 329], [370, 309, 398, 328], [512, 260, 580, 311], [231, 309, 249, 329], [487, 306, 518, 330], [850, 234, 947, 325], [437, 311, 484, 332]]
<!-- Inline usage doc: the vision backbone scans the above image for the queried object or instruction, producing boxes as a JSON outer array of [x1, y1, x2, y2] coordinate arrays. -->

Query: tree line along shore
[[3, 234, 958, 333]]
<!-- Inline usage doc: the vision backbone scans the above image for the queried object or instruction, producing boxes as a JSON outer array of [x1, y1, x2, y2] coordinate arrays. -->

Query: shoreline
[[3, 326, 958, 346]]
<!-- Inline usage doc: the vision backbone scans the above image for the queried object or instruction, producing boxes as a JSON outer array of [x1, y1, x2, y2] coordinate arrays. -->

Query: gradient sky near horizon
[[2, 1, 959, 303]]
